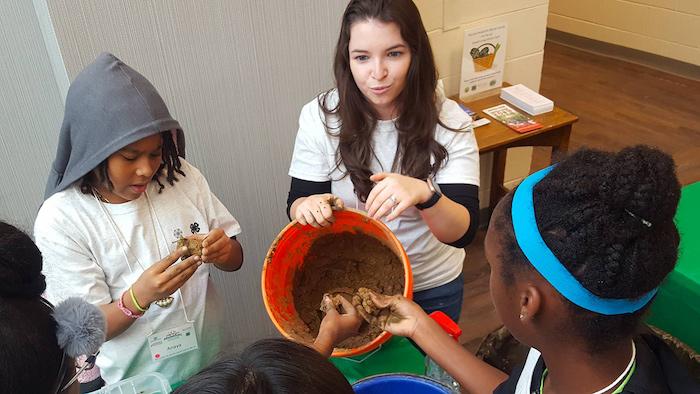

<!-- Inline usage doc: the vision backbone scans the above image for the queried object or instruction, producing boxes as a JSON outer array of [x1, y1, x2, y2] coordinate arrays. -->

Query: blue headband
[[511, 166, 657, 315]]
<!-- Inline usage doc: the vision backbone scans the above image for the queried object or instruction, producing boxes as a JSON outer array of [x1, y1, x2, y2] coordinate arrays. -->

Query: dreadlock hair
[[495, 145, 681, 353], [321, 0, 463, 202], [79, 130, 185, 195]]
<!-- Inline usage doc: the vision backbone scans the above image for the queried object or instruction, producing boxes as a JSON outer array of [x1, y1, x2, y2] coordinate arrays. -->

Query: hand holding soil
[[132, 246, 202, 306], [317, 294, 363, 346], [352, 287, 394, 329], [319, 288, 412, 338], [367, 290, 425, 339], [294, 232, 404, 349], [177, 236, 203, 260], [294, 193, 345, 228], [202, 228, 236, 264]]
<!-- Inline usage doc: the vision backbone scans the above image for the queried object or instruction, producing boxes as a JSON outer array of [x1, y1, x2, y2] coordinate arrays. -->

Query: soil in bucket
[[293, 231, 404, 349]]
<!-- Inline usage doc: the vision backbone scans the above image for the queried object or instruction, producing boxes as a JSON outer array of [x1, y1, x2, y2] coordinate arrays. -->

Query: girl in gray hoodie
[[35, 52, 243, 388]]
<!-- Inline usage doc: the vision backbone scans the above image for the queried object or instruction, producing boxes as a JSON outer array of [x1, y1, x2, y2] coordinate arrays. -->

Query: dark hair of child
[[495, 145, 681, 353], [79, 130, 184, 195], [173, 338, 354, 394], [0, 221, 71, 393]]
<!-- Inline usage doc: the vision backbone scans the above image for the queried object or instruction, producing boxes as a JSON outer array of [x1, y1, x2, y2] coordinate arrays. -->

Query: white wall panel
[[0, 1, 64, 233]]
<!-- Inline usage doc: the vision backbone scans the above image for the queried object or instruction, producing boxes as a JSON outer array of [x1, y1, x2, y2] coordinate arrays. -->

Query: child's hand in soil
[[368, 290, 428, 339], [314, 295, 362, 357], [294, 194, 344, 228]]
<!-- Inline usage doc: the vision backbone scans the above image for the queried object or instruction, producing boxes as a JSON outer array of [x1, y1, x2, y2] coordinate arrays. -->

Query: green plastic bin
[[331, 336, 426, 384], [647, 182, 700, 352]]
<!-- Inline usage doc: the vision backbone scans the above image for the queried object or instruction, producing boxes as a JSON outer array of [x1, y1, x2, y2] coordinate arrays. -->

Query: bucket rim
[[352, 372, 452, 390]]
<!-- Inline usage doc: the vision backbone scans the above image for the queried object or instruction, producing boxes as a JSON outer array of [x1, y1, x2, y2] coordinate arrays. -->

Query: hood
[[44, 52, 185, 200]]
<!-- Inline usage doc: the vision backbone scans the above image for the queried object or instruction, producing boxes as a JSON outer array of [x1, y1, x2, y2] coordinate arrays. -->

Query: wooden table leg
[[551, 124, 572, 162], [486, 124, 573, 213], [490, 149, 507, 213]]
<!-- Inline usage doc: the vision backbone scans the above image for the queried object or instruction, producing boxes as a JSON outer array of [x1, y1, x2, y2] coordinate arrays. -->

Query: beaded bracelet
[[129, 287, 148, 313], [117, 290, 143, 319]]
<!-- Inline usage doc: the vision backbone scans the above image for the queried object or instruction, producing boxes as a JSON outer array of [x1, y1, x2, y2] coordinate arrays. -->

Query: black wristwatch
[[416, 178, 442, 210]]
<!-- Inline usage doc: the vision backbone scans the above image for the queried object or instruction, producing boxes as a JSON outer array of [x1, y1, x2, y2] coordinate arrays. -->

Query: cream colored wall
[[549, 0, 700, 66], [415, 0, 550, 201]]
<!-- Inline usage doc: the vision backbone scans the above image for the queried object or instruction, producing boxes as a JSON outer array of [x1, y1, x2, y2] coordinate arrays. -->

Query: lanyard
[[93, 189, 193, 327], [539, 340, 636, 394]]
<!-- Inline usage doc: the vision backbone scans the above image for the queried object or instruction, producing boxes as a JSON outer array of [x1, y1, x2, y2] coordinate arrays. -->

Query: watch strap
[[416, 179, 442, 210]]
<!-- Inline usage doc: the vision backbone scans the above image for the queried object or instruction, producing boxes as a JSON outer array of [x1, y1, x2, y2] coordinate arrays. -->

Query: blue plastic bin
[[352, 373, 452, 393]]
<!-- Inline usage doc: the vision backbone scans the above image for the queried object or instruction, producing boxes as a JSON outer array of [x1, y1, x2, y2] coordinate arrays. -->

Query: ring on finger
[[388, 195, 398, 206]]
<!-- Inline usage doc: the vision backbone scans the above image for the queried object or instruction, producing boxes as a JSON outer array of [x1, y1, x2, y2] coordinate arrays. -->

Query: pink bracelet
[[117, 291, 143, 319]]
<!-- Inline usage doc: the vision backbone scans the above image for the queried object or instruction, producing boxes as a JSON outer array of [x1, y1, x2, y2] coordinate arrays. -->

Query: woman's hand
[[368, 290, 428, 339], [131, 246, 202, 307], [366, 173, 432, 221], [313, 295, 362, 357], [293, 194, 344, 228]]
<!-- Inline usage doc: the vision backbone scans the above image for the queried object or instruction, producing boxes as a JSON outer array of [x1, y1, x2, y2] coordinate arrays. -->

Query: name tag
[[147, 322, 199, 361]]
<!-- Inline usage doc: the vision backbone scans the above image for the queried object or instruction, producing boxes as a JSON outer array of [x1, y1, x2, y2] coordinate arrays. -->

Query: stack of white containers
[[500, 84, 554, 116]]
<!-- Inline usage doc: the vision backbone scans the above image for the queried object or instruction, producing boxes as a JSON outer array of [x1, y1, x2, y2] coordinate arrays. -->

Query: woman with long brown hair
[[287, 0, 480, 321]]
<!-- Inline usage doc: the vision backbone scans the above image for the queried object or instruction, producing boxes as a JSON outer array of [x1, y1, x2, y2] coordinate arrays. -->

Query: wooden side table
[[457, 92, 578, 211]]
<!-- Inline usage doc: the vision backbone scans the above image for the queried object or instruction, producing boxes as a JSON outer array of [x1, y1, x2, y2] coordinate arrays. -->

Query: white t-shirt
[[288, 91, 480, 292], [34, 159, 241, 386]]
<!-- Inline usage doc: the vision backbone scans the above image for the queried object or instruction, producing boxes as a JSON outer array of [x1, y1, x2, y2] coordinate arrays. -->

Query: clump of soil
[[352, 287, 394, 329], [293, 232, 404, 349], [177, 236, 203, 259]]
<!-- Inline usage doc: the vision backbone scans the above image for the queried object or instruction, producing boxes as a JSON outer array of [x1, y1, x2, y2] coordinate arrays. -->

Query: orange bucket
[[261, 209, 413, 358]]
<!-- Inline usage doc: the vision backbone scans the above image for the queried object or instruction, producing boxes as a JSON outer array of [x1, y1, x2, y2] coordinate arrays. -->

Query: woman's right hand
[[369, 291, 429, 339], [293, 194, 344, 228], [131, 246, 202, 307]]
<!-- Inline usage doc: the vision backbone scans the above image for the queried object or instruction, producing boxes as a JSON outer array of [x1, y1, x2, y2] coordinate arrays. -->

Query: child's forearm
[[100, 302, 138, 341], [412, 316, 508, 394], [311, 331, 335, 358]]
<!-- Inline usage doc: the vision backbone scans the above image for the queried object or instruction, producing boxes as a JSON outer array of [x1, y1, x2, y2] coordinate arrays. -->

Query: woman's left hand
[[198, 228, 235, 264], [366, 173, 431, 220]]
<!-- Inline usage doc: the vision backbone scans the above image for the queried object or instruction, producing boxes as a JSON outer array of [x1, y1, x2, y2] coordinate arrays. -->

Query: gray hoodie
[[44, 52, 185, 200]]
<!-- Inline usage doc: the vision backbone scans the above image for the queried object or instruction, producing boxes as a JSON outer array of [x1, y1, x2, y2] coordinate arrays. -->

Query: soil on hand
[[293, 232, 404, 349], [177, 236, 203, 259], [352, 287, 393, 329]]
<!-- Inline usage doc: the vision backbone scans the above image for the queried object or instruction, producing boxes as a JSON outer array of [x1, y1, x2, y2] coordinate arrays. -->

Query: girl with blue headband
[[367, 146, 698, 393]]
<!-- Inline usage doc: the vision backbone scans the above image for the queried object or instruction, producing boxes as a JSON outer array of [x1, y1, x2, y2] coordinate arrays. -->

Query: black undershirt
[[286, 177, 479, 248]]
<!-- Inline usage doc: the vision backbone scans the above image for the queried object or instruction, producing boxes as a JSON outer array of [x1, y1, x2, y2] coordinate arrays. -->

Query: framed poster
[[459, 23, 508, 100]]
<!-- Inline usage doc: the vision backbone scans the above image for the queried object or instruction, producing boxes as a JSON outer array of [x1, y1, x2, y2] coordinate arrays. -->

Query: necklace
[[92, 187, 111, 204], [539, 340, 636, 394], [93, 188, 174, 308]]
